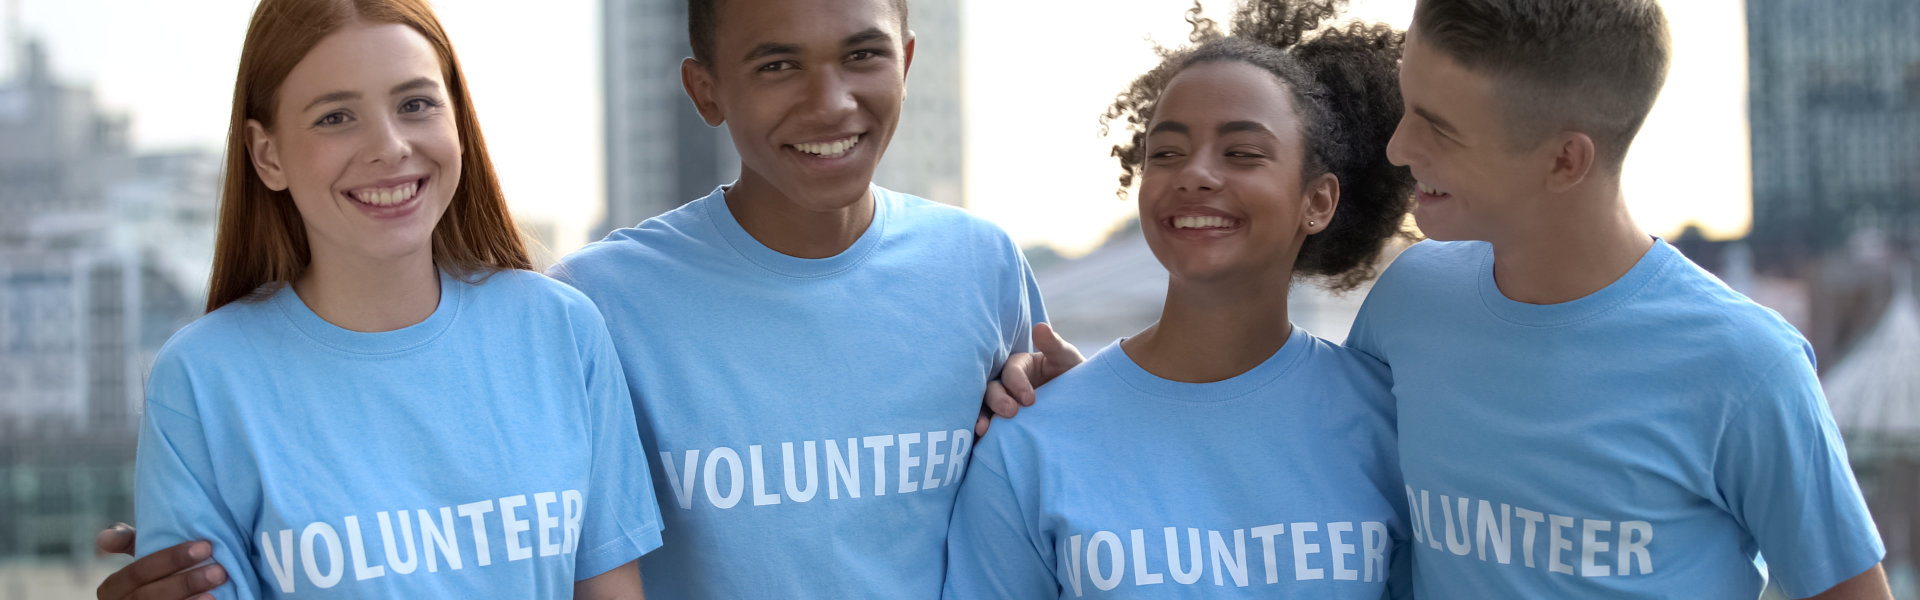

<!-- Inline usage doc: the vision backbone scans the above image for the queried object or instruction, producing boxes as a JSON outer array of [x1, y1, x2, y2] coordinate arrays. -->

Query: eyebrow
[[1148, 121, 1189, 136], [1413, 106, 1459, 136], [1218, 121, 1274, 136], [390, 76, 438, 96], [302, 77, 441, 112], [743, 42, 801, 63], [844, 28, 892, 47]]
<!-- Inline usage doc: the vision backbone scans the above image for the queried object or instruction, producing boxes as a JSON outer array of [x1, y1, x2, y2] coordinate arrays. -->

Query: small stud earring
[[1308, 220, 1317, 227]]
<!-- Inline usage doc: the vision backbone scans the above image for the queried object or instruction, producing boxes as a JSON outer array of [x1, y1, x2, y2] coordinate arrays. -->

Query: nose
[[362, 114, 411, 166], [798, 67, 858, 126], [1385, 114, 1416, 168], [1173, 153, 1222, 194]]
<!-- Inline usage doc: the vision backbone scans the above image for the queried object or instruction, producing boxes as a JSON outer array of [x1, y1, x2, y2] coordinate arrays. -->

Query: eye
[[314, 112, 349, 127], [848, 49, 882, 61], [400, 97, 442, 113], [1226, 150, 1268, 159], [757, 60, 795, 73]]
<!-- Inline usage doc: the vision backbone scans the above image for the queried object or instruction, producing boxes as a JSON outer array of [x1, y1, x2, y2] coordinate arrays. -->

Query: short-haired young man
[[1341, 0, 1890, 597], [547, 0, 1046, 597]]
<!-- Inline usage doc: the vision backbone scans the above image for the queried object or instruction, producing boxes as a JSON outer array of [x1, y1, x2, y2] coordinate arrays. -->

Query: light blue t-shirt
[[134, 269, 663, 599], [549, 185, 1046, 598], [1345, 239, 1885, 598], [945, 329, 1413, 599]]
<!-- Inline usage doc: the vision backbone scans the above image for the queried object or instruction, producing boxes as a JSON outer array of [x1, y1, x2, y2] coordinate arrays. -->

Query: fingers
[[974, 411, 991, 438], [97, 540, 214, 600], [999, 353, 1039, 407], [985, 380, 1023, 419], [127, 563, 227, 600], [97, 523, 137, 557], [1032, 323, 1085, 381]]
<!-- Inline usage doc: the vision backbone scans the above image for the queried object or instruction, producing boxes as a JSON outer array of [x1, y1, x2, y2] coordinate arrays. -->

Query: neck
[[1122, 269, 1294, 384], [293, 245, 441, 333], [1488, 181, 1654, 304], [724, 170, 874, 259]]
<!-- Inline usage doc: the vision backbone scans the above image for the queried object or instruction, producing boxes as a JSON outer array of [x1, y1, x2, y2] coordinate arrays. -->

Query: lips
[[1415, 180, 1451, 202], [1171, 215, 1238, 229], [790, 134, 862, 159], [344, 177, 426, 207]]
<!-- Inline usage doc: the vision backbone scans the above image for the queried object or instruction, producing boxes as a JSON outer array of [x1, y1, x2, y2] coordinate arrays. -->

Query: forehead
[[1400, 30, 1505, 135], [279, 23, 444, 103], [712, 0, 904, 55], [1151, 60, 1299, 133]]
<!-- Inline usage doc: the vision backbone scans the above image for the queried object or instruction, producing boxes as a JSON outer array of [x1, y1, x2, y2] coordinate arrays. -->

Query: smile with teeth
[[1418, 181, 1449, 196], [346, 179, 423, 207], [792, 135, 861, 159], [1172, 215, 1237, 229]]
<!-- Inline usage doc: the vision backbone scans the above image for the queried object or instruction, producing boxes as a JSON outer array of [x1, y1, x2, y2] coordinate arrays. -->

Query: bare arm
[[1802, 563, 1891, 600], [574, 559, 645, 600], [975, 323, 1085, 436], [94, 524, 228, 600]]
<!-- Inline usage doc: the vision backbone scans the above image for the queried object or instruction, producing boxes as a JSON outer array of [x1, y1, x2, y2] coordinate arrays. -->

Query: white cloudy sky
[[3, 0, 1747, 257]]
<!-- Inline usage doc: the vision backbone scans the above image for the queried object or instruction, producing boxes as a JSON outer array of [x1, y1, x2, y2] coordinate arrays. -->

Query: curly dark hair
[[1100, 0, 1416, 292]]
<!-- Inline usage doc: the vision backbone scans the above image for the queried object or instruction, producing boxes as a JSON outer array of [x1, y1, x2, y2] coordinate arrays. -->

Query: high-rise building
[[599, 0, 738, 235], [0, 39, 200, 436], [1747, 0, 1920, 268], [0, 35, 204, 560], [874, 0, 964, 207], [598, 0, 963, 236]]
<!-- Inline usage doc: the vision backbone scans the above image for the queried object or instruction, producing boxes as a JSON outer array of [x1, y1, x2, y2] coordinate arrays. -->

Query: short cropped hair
[[688, 0, 910, 65], [1412, 0, 1670, 171]]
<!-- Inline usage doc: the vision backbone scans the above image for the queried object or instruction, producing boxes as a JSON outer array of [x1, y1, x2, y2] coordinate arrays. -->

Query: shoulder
[[550, 199, 716, 294], [1371, 239, 1486, 293], [463, 268, 615, 350], [465, 268, 596, 313], [1306, 333, 1394, 397], [1637, 248, 1813, 371], [146, 297, 280, 408]]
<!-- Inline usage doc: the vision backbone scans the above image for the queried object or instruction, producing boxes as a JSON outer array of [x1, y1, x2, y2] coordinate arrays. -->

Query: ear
[[245, 119, 289, 192], [901, 30, 917, 83], [681, 57, 726, 127], [1543, 131, 1596, 193], [1300, 171, 1340, 235]]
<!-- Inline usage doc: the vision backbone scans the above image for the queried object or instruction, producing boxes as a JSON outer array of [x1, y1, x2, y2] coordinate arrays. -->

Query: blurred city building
[[597, 0, 962, 238], [1747, 0, 1920, 269], [0, 35, 210, 562]]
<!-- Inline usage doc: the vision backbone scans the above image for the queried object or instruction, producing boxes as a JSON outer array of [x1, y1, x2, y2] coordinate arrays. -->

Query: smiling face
[[1138, 60, 1336, 285], [246, 21, 460, 269], [1384, 28, 1549, 244], [684, 0, 912, 214]]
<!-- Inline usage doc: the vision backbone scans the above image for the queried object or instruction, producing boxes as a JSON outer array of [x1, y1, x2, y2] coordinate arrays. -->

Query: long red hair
[[205, 0, 529, 313]]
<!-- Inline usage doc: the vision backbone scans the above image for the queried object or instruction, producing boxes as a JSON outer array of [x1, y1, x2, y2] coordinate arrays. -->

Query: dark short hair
[[1412, 0, 1670, 171], [688, 0, 910, 65], [1101, 0, 1416, 292]]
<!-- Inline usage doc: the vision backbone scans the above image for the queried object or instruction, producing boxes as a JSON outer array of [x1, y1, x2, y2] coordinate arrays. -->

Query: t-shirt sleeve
[[1712, 347, 1884, 598], [1006, 245, 1048, 357], [133, 356, 263, 600], [943, 442, 1058, 600], [571, 315, 666, 580]]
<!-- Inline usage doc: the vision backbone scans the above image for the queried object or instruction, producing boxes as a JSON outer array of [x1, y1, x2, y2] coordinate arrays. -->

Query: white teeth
[[351, 181, 418, 206], [794, 135, 860, 158], [1172, 216, 1233, 229], [1418, 182, 1446, 196]]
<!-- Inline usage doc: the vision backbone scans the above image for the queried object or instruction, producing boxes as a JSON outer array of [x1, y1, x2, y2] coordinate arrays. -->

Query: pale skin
[[95, 20, 643, 600], [997, 24, 1891, 600]]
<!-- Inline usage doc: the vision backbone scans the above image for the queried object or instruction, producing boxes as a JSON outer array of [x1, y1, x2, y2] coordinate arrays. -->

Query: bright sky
[[4, 0, 1748, 258]]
